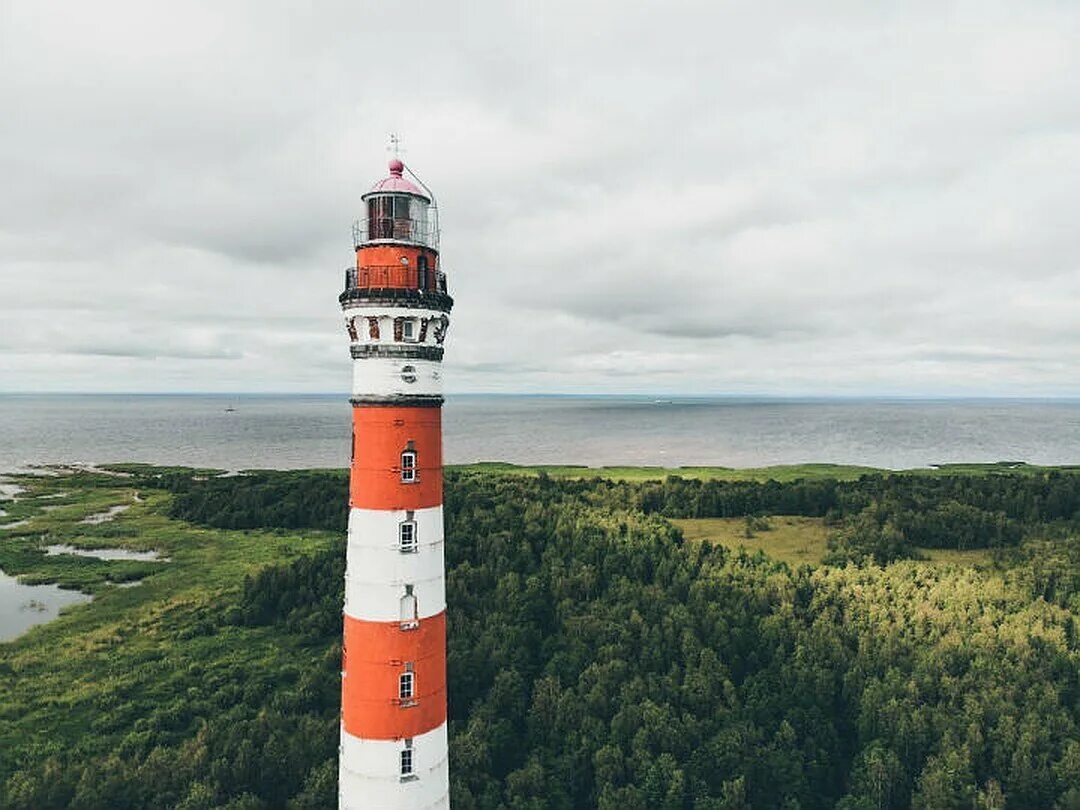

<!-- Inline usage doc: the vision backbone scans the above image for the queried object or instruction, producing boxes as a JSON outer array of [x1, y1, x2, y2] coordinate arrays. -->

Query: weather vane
[[387, 132, 405, 159]]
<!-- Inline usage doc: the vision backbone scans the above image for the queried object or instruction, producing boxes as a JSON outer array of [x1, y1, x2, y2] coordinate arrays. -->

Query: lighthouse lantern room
[[345, 159, 444, 293], [338, 155, 452, 810]]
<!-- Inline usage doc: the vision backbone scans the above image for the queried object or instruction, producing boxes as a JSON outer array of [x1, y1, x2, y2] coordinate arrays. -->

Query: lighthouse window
[[399, 670, 415, 700], [369, 197, 391, 239], [393, 197, 412, 240], [400, 451, 417, 482], [400, 589, 419, 629], [402, 319, 416, 341], [399, 742, 414, 779], [399, 520, 417, 553], [368, 197, 413, 238]]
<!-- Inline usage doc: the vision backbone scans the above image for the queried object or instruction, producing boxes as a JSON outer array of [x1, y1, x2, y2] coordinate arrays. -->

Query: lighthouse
[[338, 156, 452, 809]]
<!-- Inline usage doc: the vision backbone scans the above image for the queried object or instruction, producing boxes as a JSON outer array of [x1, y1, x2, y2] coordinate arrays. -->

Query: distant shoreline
[[4, 391, 1080, 402], [5, 395, 1080, 473], [7, 460, 1080, 484], [452, 460, 1080, 481]]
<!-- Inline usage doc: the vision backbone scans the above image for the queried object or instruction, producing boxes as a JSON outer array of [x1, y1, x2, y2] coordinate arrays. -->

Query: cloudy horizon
[[2, 1, 1078, 396]]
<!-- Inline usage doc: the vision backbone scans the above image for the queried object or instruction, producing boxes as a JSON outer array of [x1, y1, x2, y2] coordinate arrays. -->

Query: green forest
[[1, 466, 1078, 808]]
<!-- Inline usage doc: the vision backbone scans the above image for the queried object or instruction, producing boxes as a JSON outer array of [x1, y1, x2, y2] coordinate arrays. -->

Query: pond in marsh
[[80, 505, 130, 524], [44, 544, 165, 562], [0, 569, 92, 642], [0, 483, 25, 500]]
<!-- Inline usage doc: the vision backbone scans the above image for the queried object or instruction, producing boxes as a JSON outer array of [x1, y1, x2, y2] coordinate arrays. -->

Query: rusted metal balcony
[[341, 267, 452, 311], [343, 266, 448, 293], [357, 264, 417, 288]]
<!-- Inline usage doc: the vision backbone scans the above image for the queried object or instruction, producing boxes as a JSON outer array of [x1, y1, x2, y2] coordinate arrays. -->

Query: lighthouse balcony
[[344, 265, 447, 291], [353, 218, 438, 251], [341, 267, 452, 310]]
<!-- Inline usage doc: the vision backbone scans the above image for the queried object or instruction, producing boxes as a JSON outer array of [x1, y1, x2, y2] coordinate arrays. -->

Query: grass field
[[672, 516, 832, 565], [672, 516, 996, 568], [453, 460, 1080, 482]]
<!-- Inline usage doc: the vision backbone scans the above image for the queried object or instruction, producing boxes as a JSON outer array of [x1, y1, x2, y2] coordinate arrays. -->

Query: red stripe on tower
[[338, 155, 452, 810]]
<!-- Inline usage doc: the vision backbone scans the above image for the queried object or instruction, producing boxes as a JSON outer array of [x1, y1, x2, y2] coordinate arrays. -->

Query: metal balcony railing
[[353, 217, 439, 251], [343, 266, 448, 293]]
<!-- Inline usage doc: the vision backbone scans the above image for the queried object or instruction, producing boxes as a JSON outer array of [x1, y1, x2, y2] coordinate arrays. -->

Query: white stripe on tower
[[339, 724, 450, 810], [344, 507, 446, 621], [352, 357, 443, 399]]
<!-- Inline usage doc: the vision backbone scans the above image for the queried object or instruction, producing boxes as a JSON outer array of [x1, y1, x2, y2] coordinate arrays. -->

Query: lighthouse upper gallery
[[337, 157, 453, 809]]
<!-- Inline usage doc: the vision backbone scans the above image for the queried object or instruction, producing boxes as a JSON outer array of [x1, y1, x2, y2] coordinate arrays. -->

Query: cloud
[[1, 0, 1079, 394]]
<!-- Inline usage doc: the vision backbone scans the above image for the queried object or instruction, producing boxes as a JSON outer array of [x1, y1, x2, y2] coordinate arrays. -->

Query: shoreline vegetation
[[1, 462, 1078, 807], [454, 459, 1080, 481]]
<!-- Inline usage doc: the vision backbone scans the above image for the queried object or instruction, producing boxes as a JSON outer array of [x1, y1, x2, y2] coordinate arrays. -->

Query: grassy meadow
[[672, 516, 997, 568]]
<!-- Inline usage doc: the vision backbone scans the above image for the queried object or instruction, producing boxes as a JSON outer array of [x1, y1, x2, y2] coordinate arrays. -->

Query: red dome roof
[[366, 159, 428, 198]]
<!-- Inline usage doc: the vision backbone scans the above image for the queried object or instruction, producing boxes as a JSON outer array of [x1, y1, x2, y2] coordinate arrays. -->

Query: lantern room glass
[[363, 194, 434, 248]]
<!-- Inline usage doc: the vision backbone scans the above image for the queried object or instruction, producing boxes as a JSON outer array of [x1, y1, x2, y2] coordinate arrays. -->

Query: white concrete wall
[[352, 357, 442, 398], [340, 722, 449, 810], [344, 507, 446, 623]]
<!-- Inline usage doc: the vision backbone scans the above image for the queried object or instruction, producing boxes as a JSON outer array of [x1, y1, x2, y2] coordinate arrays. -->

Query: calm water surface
[[44, 545, 165, 562], [0, 569, 92, 642], [2, 394, 1080, 471]]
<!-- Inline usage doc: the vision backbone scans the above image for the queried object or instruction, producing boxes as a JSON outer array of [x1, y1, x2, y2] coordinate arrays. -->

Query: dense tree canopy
[[2, 469, 1078, 808], [162, 467, 1080, 560]]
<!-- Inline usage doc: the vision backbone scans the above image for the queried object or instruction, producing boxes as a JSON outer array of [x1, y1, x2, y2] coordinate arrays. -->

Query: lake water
[[80, 505, 130, 524], [0, 569, 92, 643], [44, 545, 164, 562], [1, 394, 1080, 472]]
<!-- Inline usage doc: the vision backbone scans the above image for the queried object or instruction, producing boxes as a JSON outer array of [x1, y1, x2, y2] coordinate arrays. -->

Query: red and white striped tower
[[338, 156, 452, 809]]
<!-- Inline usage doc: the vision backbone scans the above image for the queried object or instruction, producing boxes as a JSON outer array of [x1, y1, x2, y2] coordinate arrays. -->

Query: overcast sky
[[2, 1, 1078, 396]]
